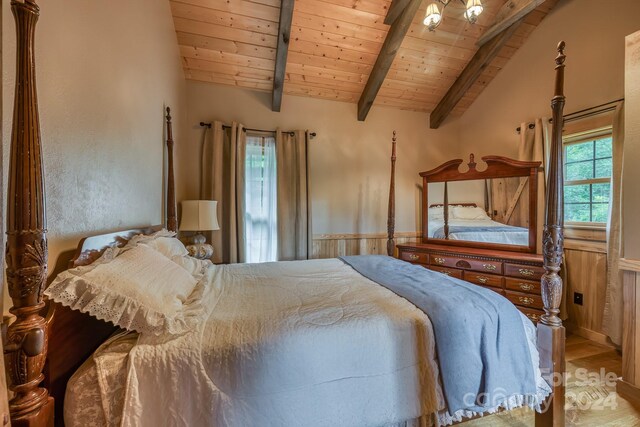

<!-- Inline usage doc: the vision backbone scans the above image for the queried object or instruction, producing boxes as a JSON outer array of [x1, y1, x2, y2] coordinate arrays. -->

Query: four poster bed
[[4, 1, 566, 426]]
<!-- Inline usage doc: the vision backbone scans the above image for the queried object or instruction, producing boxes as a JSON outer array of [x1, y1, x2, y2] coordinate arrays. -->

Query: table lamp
[[179, 200, 220, 259]]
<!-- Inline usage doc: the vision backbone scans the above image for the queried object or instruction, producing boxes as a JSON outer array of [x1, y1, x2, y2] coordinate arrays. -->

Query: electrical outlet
[[574, 292, 583, 306]]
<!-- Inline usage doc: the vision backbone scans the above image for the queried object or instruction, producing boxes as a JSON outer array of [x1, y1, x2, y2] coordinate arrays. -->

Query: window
[[244, 134, 277, 263], [563, 127, 612, 225]]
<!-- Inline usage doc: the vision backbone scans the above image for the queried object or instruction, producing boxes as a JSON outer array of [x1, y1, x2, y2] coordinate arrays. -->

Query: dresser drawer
[[463, 271, 503, 288], [429, 254, 454, 267], [505, 290, 544, 310], [505, 277, 541, 295], [430, 254, 503, 275], [504, 263, 544, 280], [399, 251, 428, 264], [519, 307, 545, 324], [429, 265, 463, 279]]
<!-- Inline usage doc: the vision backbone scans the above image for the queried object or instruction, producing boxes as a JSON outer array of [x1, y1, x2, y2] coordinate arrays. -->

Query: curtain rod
[[199, 122, 316, 138], [515, 98, 624, 133]]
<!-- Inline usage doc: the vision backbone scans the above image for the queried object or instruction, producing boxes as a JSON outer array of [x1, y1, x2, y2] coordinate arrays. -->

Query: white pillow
[[124, 230, 209, 277], [452, 206, 490, 220], [171, 255, 212, 279], [45, 244, 205, 336], [144, 236, 189, 259], [429, 206, 444, 220]]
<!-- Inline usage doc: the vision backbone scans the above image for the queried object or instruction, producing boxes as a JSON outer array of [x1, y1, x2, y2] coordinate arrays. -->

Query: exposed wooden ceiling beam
[[384, 0, 411, 25], [272, 0, 294, 112], [358, 0, 422, 121], [477, 0, 547, 47], [429, 19, 523, 129]]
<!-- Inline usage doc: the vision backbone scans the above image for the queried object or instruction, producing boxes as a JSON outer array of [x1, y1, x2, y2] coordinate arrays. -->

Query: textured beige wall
[[2, 0, 186, 288], [455, 0, 640, 159], [181, 81, 460, 236], [624, 30, 640, 259]]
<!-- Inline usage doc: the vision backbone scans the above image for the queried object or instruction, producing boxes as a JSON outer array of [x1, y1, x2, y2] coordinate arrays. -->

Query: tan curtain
[[603, 102, 625, 345], [276, 130, 312, 260], [203, 121, 246, 264], [517, 118, 568, 319]]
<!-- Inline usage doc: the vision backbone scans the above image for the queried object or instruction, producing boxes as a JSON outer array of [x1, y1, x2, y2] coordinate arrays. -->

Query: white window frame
[[562, 126, 612, 229]]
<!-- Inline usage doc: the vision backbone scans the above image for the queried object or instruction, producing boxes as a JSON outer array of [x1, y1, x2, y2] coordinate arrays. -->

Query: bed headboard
[[46, 225, 163, 421], [69, 225, 163, 268]]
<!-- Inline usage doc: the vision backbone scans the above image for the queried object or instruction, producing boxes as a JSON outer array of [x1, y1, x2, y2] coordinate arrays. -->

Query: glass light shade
[[464, 0, 483, 23], [423, 2, 442, 31], [180, 200, 220, 231]]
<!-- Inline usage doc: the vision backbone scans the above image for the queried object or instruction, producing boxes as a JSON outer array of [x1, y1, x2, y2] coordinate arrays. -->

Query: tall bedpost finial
[[535, 42, 566, 426], [387, 131, 397, 256], [541, 41, 566, 327], [553, 41, 566, 99], [166, 107, 177, 233], [5, 0, 55, 424]]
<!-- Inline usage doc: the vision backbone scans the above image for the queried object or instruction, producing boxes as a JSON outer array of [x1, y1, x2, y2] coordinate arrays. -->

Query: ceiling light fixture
[[423, 0, 484, 31]]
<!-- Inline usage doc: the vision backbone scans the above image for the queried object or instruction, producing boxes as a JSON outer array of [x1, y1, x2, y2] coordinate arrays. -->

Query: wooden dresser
[[397, 243, 545, 323]]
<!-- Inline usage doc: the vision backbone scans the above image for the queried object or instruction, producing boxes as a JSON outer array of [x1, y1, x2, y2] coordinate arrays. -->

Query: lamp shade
[[180, 200, 220, 231], [423, 2, 442, 30], [464, 0, 483, 22]]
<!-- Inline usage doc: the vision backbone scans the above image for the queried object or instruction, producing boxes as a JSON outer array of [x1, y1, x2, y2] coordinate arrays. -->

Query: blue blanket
[[340, 255, 536, 413], [433, 225, 527, 239]]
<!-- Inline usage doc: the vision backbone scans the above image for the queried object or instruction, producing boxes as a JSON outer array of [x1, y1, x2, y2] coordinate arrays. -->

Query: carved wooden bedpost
[[166, 107, 177, 233], [4, 0, 54, 425], [443, 181, 449, 238], [535, 41, 566, 427], [386, 131, 396, 256]]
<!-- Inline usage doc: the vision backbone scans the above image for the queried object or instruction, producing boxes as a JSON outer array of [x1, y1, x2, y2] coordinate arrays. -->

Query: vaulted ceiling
[[171, 0, 558, 124]]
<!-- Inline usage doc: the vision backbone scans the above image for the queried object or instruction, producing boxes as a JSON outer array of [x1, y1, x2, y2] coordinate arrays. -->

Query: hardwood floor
[[461, 334, 640, 426]]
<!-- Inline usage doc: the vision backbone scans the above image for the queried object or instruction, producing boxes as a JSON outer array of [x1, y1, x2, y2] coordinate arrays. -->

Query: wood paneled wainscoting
[[563, 227, 611, 346], [312, 232, 420, 258], [619, 258, 640, 406]]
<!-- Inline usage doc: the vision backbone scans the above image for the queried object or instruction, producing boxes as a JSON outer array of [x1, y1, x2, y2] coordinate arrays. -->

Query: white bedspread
[[428, 218, 529, 246], [65, 259, 548, 427]]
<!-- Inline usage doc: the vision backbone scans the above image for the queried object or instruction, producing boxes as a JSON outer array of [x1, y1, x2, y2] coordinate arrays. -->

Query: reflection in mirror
[[426, 178, 530, 247]]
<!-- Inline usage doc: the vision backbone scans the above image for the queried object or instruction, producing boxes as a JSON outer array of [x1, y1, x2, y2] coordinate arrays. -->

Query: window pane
[[245, 135, 278, 263], [592, 182, 610, 203], [595, 158, 612, 178], [592, 203, 609, 223], [566, 160, 594, 181], [566, 204, 591, 222], [566, 141, 594, 162], [595, 137, 612, 158], [565, 184, 590, 204]]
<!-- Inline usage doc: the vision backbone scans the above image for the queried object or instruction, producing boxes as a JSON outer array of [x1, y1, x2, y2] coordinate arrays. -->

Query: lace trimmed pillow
[[45, 244, 205, 336]]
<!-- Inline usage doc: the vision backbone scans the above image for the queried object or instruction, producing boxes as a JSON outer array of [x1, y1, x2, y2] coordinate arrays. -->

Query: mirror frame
[[420, 154, 541, 253]]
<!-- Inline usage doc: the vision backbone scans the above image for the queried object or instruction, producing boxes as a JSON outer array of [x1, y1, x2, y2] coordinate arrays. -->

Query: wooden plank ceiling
[[172, 0, 558, 118]]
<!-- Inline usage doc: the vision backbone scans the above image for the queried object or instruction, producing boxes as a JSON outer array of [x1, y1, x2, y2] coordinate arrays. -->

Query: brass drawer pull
[[476, 276, 488, 284], [527, 313, 540, 322], [519, 296, 534, 305], [519, 283, 534, 292], [483, 264, 497, 271], [407, 254, 420, 261], [519, 268, 535, 277], [441, 270, 452, 276], [434, 257, 445, 264]]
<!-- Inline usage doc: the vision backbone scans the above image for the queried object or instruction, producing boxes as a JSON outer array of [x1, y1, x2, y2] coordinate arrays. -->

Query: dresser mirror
[[421, 155, 541, 253]]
